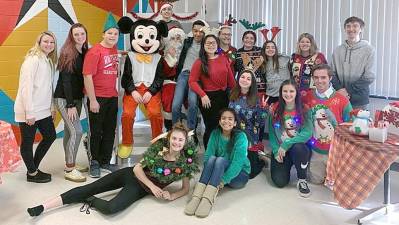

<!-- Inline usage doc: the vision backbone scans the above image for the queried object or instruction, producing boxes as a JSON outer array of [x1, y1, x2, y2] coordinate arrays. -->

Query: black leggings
[[19, 116, 56, 173], [270, 143, 310, 188], [199, 90, 228, 149], [61, 167, 148, 215]]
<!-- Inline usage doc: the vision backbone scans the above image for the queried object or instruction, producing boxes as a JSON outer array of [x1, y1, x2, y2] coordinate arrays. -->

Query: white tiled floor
[[1, 100, 399, 225]]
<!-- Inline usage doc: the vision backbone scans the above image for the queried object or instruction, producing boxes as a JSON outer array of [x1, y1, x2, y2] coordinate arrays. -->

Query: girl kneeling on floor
[[27, 122, 199, 216], [268, 79, 312, 197], [185, 108, 250, 218]]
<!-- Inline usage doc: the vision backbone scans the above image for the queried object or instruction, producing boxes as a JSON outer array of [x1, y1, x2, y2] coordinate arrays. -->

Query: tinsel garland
[[129, 12, 198, 21], [140, 138, 199, 184]]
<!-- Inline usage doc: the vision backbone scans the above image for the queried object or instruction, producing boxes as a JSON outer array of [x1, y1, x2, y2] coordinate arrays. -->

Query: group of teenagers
[[14, 2, 375, 219]]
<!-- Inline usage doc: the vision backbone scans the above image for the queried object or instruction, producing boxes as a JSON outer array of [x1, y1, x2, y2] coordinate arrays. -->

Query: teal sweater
[[203, 129, 251, 184], [268, 108, 313, 156]]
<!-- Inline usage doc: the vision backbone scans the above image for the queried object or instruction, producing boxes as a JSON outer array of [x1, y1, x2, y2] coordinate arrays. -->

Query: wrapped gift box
[[369, 127, 388, 143], [383, 101, 399, 135]]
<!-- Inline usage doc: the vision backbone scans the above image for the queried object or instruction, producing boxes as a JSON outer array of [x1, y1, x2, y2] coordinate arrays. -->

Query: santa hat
[[160, 2, 173, 11], [167, 26, 186, 39]]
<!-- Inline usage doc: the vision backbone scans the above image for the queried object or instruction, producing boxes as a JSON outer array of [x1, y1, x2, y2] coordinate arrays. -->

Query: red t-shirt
[[189, 55, 236, 97], [83, 43, 118, 97]]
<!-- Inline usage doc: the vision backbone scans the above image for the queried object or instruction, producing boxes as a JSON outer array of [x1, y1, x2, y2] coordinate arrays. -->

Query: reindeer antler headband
[[239, 19, 265, 31], [260, 26, 282, 41], [219, 14, 237, 28]]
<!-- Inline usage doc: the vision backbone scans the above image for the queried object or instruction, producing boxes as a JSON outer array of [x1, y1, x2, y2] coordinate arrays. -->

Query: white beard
[[165, 41, 183, 67]]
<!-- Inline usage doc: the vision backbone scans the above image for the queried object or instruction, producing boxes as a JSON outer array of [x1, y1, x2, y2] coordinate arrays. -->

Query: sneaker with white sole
[[297, 179, 311, 198], [65, 169, 87, 182], [89, 160, 101, 178], [75, 164, 89, 173], [100, 164, 119, 173]]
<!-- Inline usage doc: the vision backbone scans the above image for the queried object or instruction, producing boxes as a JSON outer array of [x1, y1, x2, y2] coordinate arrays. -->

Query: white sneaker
[[65, 169, 87, 182], [75, 164, 89, 172]]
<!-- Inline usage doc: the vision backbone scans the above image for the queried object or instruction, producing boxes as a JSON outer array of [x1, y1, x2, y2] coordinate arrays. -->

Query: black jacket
[[176, 37, 194, 76], [53, 52, 85, 107]]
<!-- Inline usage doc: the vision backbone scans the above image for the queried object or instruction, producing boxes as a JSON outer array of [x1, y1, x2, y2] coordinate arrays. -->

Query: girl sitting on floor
[[27, 122, 199, 216], [184, 108, 250, 218]]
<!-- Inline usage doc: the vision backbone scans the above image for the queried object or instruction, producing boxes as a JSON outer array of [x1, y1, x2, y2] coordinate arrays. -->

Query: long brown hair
[[229, 70, 258, 107], [261, 40, 280, 73], [274, 79, 304, 127], [57, 23, 88, 73], [199, 34, 219, 77]]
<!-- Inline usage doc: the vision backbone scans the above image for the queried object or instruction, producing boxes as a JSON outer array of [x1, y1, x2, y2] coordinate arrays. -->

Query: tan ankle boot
[[184, 182, 206, 215], [195, 185, 219, 218]]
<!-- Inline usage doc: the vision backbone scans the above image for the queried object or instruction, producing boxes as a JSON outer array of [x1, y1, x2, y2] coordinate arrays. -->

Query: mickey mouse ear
[[118, 16, 134, 34]]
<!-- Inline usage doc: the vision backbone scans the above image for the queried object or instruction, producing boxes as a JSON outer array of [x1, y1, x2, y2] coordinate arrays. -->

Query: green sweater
[[203, 129, 251, 184], [268, 108, 313, 156]]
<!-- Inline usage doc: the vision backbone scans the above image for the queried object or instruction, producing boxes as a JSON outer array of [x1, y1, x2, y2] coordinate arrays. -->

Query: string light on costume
[[293, 116, 301, 125], [273, 122, 281, 129], [309, 137, 316, 146], [217, 47, 223, 55], [156, 167, 164, 174], [187, 158, 193, 164]]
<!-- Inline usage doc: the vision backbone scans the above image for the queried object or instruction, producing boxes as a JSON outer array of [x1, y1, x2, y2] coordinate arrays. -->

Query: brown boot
[[195, 185, 218, 218], [184, 182, 206, 215]]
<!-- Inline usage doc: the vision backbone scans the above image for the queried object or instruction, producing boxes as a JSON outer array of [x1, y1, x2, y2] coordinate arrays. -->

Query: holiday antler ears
[[227, 14, 237, 25], [220, 14, 237, 26], [260, 29, 269, 41], [260, 26, 281, 41], [270, 26, 282, 40], [239, 19, 265, 30], [118, 16, 134, 34]]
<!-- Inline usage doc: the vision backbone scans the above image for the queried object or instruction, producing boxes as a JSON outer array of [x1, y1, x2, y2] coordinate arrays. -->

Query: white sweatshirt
[[14, 55, 54, 122]]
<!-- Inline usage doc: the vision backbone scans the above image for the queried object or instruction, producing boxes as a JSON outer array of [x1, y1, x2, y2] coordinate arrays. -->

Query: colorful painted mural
[[0, 0, 163, 139]]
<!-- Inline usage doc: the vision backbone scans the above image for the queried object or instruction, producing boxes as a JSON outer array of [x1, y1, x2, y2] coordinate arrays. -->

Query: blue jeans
[[171, 70, 198, 130], [199, 156, 249, 189]]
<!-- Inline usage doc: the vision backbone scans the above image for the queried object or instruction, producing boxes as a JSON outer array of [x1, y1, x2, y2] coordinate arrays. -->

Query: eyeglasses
[[205, 41, 217, 46]]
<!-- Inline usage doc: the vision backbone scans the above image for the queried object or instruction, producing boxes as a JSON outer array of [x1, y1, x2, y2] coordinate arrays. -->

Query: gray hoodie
[[331, 40, 376, 107]]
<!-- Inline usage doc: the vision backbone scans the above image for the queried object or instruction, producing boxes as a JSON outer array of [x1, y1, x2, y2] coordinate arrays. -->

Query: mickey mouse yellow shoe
[[118, 145, 133, 158]]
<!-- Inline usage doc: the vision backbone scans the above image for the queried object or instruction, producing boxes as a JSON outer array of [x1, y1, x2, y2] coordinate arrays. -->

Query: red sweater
[[189, 55, 236, 97]]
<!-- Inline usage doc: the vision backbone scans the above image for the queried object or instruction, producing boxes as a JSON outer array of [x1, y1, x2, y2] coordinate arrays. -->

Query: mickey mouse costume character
[[118, 17, 168, 158]]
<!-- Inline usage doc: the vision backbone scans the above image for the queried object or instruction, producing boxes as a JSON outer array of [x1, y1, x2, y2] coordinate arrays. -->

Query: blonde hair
[[295, 33, 318, 56], [26, 31, 58, 69]]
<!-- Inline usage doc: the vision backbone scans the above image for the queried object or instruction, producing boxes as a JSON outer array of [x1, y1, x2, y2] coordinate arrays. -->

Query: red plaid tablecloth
[[325, 125, 399, 209]]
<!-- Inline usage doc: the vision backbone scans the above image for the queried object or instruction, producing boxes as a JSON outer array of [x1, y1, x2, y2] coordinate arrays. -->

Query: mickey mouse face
[[131, 25, 160, 54]]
